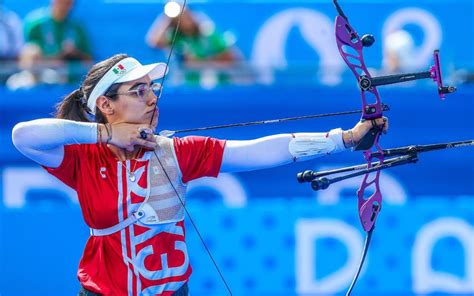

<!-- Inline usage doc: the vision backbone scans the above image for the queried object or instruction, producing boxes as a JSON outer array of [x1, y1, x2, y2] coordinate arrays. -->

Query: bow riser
[[335, 13, 385, 233], [335, 16, 384, 121], [357, 147, 384, 232]]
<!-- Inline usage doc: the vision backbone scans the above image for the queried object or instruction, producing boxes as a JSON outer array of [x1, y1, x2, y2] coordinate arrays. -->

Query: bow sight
[[358, 50, 457, 98]]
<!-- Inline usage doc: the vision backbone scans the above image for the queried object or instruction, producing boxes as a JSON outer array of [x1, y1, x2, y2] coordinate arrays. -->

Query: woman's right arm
[[12, 119, 158, 168], [12, 119, 101, 168]]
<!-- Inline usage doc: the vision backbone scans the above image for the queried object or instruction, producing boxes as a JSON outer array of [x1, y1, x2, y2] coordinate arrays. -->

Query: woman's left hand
[[343, 117, 389, 148]]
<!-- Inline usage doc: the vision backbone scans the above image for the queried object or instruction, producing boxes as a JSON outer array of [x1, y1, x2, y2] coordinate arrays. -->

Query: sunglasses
[[108, 82, 163, 99]]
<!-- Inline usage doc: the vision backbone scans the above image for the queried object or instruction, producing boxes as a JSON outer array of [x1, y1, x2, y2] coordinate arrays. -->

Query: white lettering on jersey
[[100, 167, 106, 179]]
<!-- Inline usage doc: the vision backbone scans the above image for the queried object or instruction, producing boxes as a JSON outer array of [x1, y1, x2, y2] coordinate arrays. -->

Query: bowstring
[[153, 151, 233, 295], [145, 1, 233, 294]]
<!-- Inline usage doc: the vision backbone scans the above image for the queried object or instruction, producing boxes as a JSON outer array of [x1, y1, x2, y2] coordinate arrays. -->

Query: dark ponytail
[[54, 53, 129, 123], [55, 88, 90, 122]]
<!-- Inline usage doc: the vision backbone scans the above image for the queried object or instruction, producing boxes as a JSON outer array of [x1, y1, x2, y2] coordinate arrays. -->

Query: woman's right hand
[[99, 123, 158, 151]]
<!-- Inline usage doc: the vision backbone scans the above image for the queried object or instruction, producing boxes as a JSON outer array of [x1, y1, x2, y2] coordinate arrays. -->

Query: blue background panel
[[1, 198, 473, 295]]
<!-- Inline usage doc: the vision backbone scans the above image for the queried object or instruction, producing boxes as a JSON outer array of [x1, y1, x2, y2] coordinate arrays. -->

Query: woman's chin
[[151, 115, 159, 129]]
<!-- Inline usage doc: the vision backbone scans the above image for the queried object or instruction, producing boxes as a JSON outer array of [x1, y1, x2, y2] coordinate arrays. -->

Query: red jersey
[[44, 136, 225, 296]]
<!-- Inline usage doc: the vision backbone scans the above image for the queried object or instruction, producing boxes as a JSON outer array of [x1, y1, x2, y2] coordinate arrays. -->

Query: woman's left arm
[[221, 117, 388, 173], [221, 129, 347, 173]]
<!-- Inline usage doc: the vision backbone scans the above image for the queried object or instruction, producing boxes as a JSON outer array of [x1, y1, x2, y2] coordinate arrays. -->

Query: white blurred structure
[[382, 30, 416, 73]]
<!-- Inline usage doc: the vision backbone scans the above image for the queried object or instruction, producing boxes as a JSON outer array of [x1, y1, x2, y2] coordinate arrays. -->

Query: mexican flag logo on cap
[[112, 64, 126, 75]]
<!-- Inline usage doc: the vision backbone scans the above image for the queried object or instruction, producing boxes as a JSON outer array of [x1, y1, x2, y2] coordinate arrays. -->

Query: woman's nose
[[148, 91, 158, 105]]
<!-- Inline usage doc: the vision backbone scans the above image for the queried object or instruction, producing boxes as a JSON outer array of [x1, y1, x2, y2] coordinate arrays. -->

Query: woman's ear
[[96, 96, 114, 115]]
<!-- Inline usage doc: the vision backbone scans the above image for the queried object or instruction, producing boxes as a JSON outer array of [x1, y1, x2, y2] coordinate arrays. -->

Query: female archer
[[12, 54, 387, 296]]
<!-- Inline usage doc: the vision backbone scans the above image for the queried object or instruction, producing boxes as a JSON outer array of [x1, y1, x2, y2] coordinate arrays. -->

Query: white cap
[[87, 57, 168, 114]]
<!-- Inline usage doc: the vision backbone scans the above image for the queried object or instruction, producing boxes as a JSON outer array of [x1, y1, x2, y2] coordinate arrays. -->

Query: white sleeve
[[220, 128, 347, 173], [12, 119, 98, 168]]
